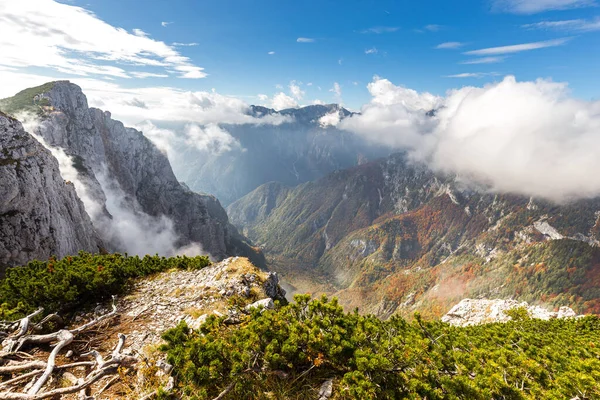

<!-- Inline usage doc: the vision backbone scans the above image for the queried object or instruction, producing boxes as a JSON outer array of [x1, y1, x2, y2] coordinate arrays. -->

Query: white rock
[[245, 298, 274, 311], [442, 298, 581, 327]]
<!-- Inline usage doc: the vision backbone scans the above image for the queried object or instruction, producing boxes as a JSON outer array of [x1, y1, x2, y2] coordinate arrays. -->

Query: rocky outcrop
[[107, 257, 286, 351], [442, 299, 579, 326], [7, 81, 259, 263], [0, 113, 100, 270]]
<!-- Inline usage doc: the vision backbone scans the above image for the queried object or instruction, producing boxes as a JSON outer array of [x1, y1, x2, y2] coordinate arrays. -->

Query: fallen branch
[[0, 301, 137, 400]]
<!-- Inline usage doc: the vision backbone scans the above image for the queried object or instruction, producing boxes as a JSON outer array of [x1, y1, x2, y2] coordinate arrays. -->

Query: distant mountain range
[[170, 103, 391, 205], [228, 153, 600, 318]]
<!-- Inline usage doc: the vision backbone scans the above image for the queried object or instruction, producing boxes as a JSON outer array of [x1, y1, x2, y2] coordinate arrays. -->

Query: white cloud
[[130, 72, 169, 78], [493, 0, 596, 13], [319, 111, 341, 128], [464, 38, 572, 55], [173, 42, 199, 47], [424, 24, 444, 32], [522, 17, 600, 31], [268, 51, 275, 55], [436, 42, 465, 49], [341, 75, 600, 202], [461, 57, 505, 64], [330, 82, 342, 103], [340, 77, 442, 149], [297, 37, 315, 43], [161, 21, 172, 27], [0, 70, 292, 129], [289, 81, 305, 100], [0, 0, 206, 79], [312, 99, 324, 105], [271, 92, 299, 110], [184, 123, 241, 154], [275, 84, 284, 89], [365, 47, 378, 54], [257, 94, 269, 102], [132, 28, 149, 38], [359, 26, 400, 34], [338, 58, 343, 65], [307, 82, 313, 86], [445, 72, 500, 78], [134, 121, 177, 157]]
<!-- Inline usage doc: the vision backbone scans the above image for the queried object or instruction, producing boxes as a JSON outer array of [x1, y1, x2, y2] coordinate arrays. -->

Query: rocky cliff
[[0, 112, 100, 270], [0, 81, 261, 264], [228, 152, 600, 317]]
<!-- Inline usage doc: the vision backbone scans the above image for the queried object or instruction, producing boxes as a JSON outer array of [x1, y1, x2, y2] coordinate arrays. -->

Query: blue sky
[[2, 0, 600, 202], [0, 0, 599, 110], [71, 0, 599, 107]]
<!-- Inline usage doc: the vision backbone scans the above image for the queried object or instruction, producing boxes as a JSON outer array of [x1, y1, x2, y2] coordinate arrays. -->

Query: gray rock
[[0, 114, 101, 269], [29, 81, 259, 262], [318, 379, 333, 400]]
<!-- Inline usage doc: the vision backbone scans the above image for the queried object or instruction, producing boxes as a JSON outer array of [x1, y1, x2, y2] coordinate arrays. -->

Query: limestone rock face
[[26, 81, 259, 262], [442, 298, 580, 326], [106, 257, 286, 350], [0, 113, 100, 269]]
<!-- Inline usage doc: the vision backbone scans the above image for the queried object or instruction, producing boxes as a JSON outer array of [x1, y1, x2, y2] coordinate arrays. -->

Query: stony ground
[[64, 256, 286, 398]]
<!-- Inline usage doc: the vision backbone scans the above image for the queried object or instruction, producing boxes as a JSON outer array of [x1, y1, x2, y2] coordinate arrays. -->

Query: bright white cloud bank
[[341, 76, 600, 202], [0, 0, 205, 79]]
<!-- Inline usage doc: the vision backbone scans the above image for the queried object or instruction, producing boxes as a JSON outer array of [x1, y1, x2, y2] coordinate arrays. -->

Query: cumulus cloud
[[341, 75, 600, 202], [339, 77, 442, 149], [493, 0, 596, 13], [464, 38, 572, 55], [0, 0, 206, 79], [271, 92, 299, 110], [289, 81, 305, 100], [184, 123, 242, 154], [319, 111, 341, 128]]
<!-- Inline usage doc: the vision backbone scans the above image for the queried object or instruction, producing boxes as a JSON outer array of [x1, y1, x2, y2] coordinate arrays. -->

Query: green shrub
[[0, 251, 210, 319], [161, 295, 600, 399]]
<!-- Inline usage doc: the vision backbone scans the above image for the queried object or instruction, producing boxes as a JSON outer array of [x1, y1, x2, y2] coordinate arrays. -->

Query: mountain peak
[[248, 103, 353, 124]]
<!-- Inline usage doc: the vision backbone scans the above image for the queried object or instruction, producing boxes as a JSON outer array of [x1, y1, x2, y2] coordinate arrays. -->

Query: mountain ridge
[[228, 152, 600, 317]]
